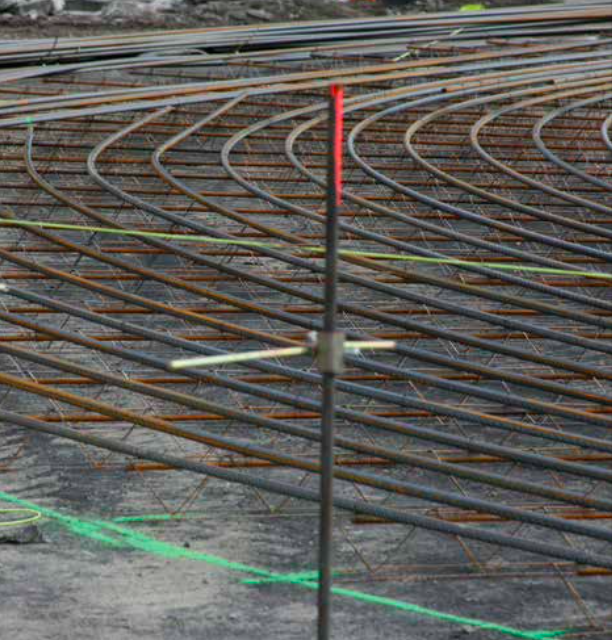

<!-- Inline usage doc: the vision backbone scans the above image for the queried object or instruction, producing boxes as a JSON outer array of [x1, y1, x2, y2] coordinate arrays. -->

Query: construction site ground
[[1, 4, 611, 640]]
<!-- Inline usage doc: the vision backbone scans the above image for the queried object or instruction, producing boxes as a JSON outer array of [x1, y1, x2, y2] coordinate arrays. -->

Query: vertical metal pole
[[317, 84, 344, 640]]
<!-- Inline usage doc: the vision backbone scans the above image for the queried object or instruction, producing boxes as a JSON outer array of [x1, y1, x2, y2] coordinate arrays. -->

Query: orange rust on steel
[[49, 453, 395, 473], [8, 315, 611, 439], [28, 117, 606, 144], [40, 113, 612, 398], [3, 246, 610, 269], [5, 98, 606, 128], [6, 50, 607, 135], [3, 326, 611, 345], [4, 179, 591, 205], [5, 333, 612, 513], [5, 301, 612, 319], [5, 367, 612, 532], [353, 511, 612, 526], [6, 152, 607, 183], [125, 459, 299, 472], [4, 263, 612, 284], [0, 145, 596, 170], [21, 400, 612, 421], [0, 244, 301, 347], [153, 101, 612, 337], [0, 370, 299, 468], [7, 203, 608, 232], [11, 162, 609, 194], [59, 450, 612, 469], [69, 125, 602, 155], [22, 371, 600, 387], [577, 568, 612, 577]]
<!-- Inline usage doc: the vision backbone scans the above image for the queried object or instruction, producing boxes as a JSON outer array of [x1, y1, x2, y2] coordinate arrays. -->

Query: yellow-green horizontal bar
[[1, 218, 610, 281], [169, 340, 397, 370]]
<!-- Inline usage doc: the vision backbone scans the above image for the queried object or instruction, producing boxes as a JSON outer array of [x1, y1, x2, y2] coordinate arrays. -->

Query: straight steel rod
[[317, 84, 343, 640]]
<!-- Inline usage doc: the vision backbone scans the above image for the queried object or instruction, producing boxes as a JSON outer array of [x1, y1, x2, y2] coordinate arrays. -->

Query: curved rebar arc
[[1, 16, 611, 583], [532, 92, 612, 190], [402, 82, 612, 233], [81, 74, 612, 420], [346, 73, 612, 263], [602, 111, 612, 152], [74, 107, 612, 414], [221, 73, 612, 359], [285, 89, 612, 318], [469, 85, 612, 215]]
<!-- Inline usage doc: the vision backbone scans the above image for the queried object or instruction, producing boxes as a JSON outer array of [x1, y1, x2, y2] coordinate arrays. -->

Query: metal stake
[[317, 83, 344, 640]]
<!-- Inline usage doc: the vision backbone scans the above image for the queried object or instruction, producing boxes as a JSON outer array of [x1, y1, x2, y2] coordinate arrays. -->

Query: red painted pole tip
[[330, 84, 344, 206]]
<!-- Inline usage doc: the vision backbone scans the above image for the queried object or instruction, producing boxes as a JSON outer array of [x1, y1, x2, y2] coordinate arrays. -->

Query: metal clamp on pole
[[316, 331, 346, 375]]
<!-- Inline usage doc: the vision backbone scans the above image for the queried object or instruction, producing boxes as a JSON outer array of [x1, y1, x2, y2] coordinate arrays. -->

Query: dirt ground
[[1, 440, 609, 639]]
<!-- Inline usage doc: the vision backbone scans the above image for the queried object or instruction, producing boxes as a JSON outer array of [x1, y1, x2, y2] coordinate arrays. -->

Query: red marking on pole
[[331, 84, 344, 206]]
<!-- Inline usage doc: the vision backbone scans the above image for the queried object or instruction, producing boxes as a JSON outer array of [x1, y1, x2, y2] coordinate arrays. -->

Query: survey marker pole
[[317, 83, 345, 640]]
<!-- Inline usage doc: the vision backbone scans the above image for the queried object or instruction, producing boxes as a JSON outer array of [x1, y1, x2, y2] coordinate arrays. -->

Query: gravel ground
[[0, 0, 549, 39], [1, 0, 388, 37]]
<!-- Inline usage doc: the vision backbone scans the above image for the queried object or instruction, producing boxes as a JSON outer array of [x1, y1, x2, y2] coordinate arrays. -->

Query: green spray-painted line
[[243, 570, 322, 585], [113, 513, 199, 523], [244, 569, 356, 585], [0, 490, 570, 639], [0, 491, 273, 576], [239, 573, 568, 639], [0, 218, 610, 281]]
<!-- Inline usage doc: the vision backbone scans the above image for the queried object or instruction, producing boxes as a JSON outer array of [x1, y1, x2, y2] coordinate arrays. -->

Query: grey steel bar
[[317, 84, 344, 640]]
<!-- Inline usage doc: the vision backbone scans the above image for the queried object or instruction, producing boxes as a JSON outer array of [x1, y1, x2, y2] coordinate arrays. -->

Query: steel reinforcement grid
[[0, 3, 611, 638]]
